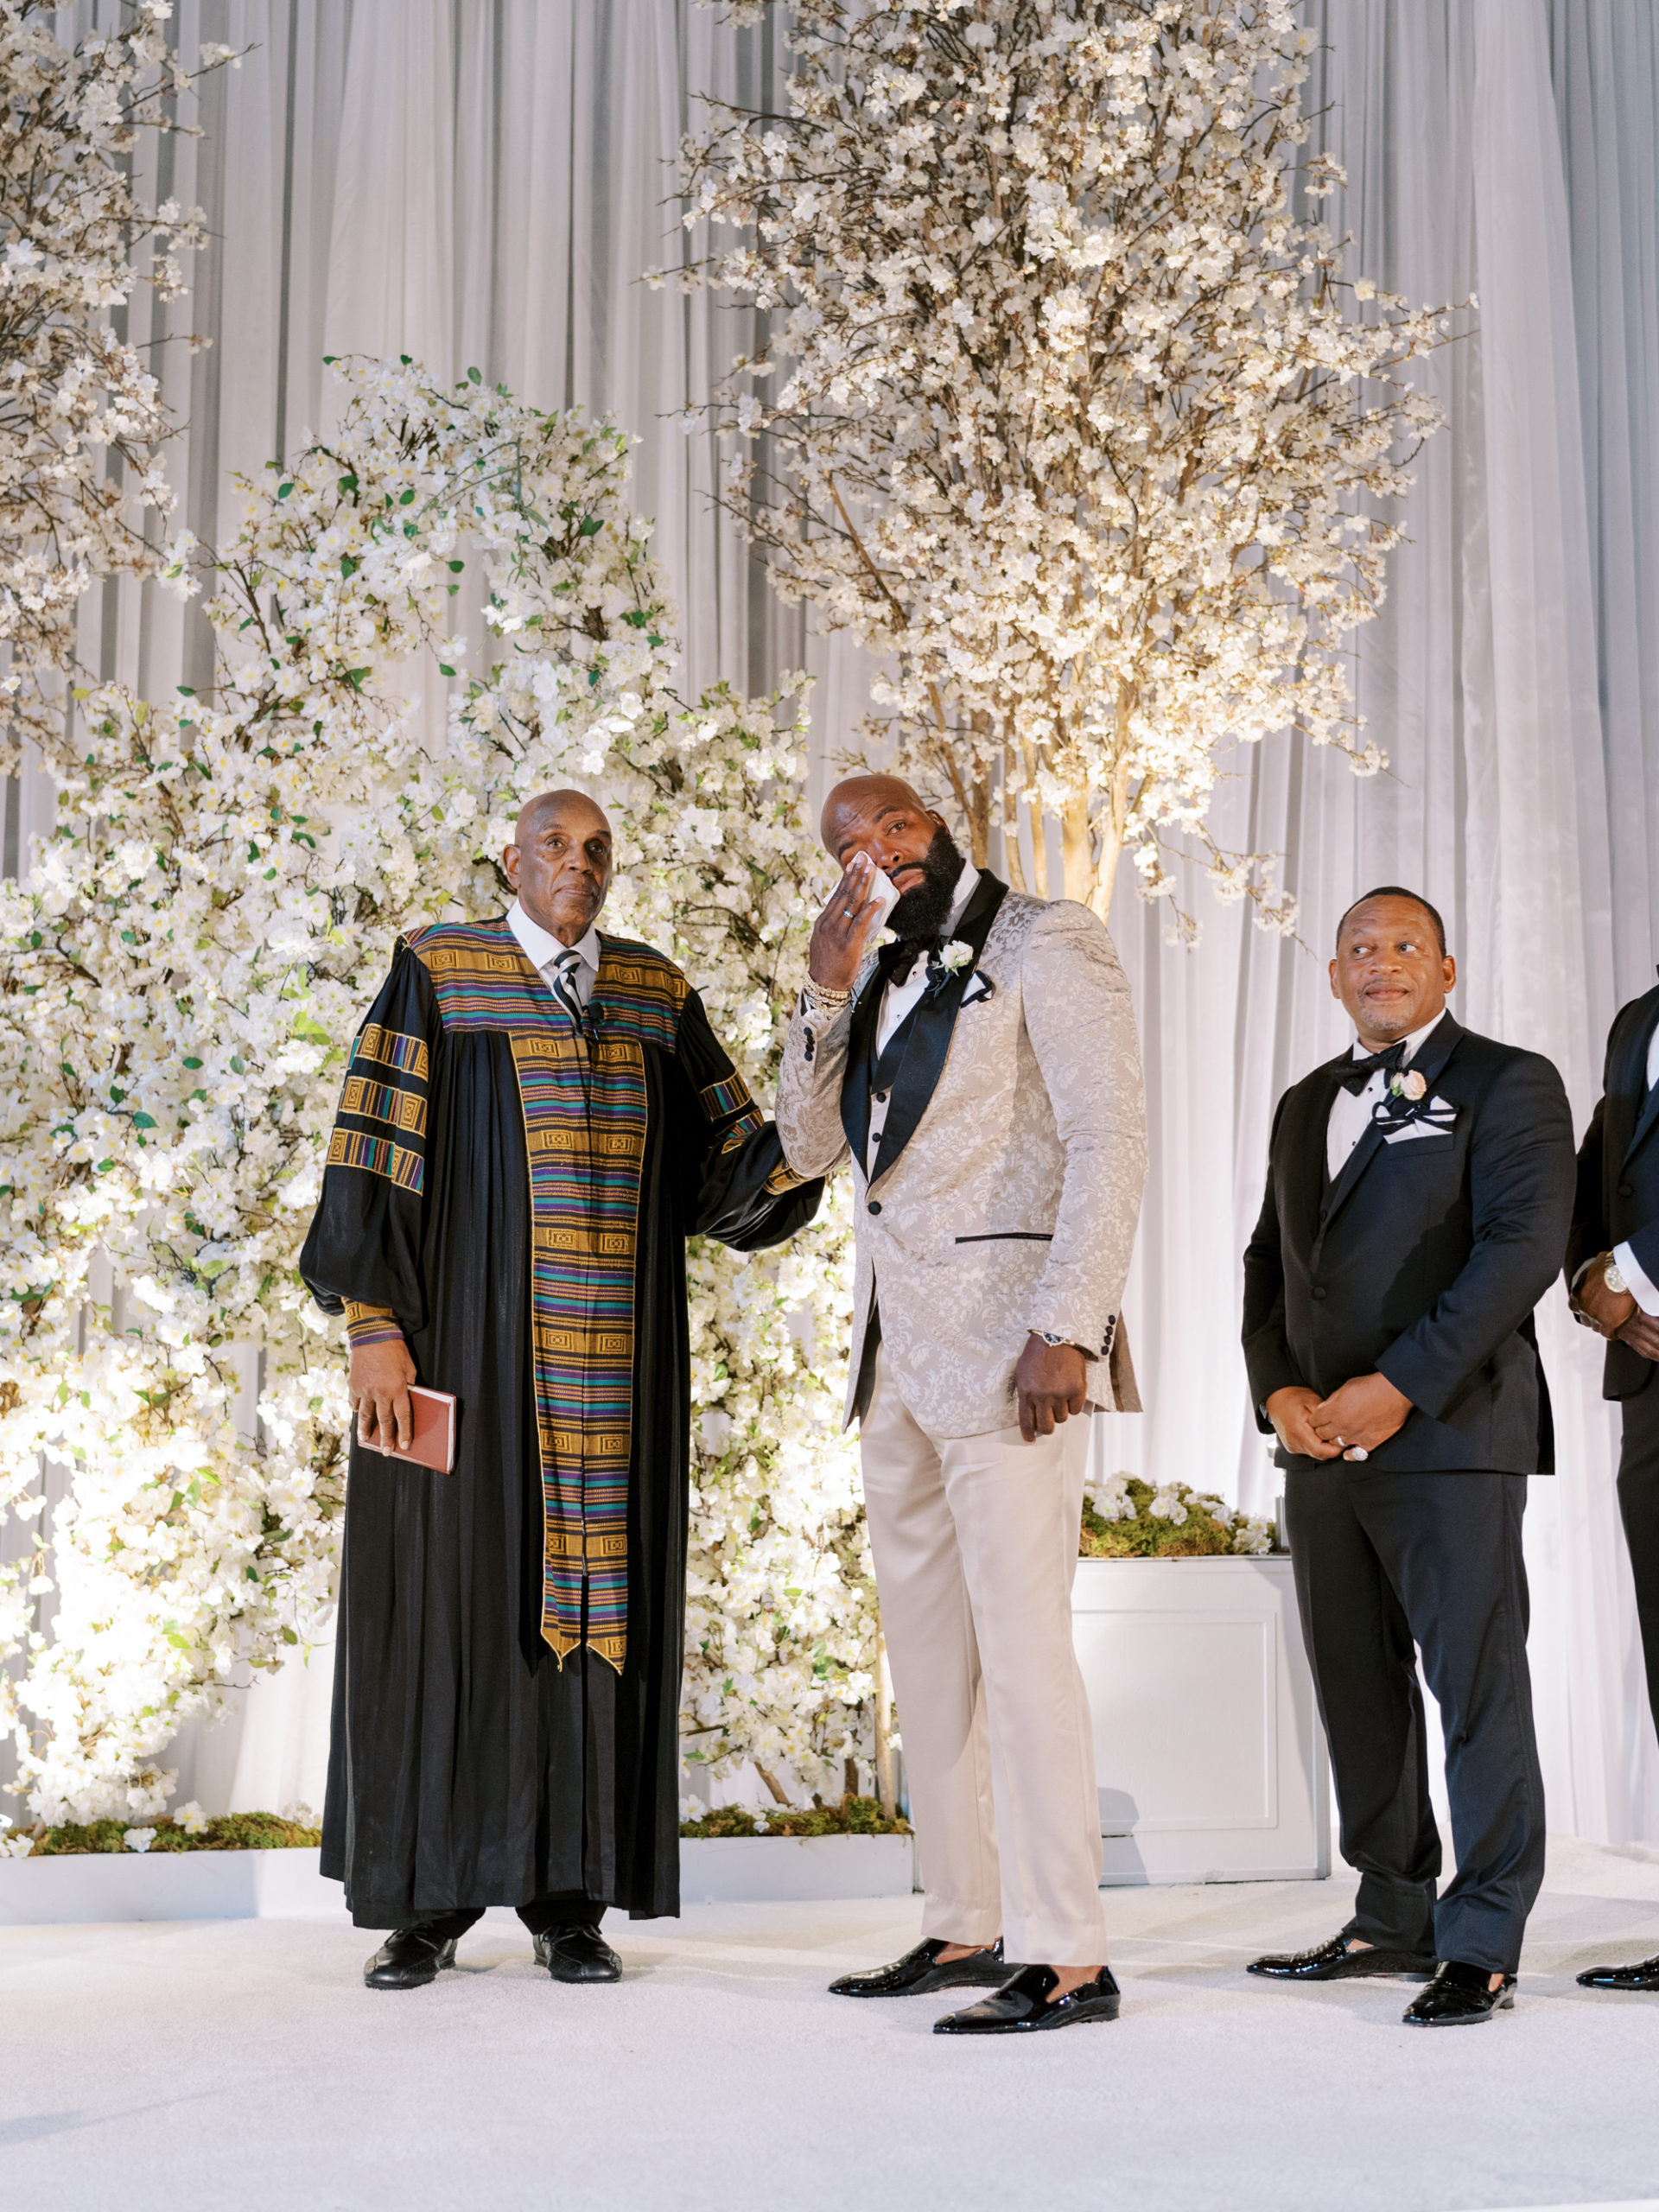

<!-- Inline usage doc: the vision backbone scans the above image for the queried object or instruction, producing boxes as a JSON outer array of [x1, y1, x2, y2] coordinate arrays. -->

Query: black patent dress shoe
[[1402, 1960, 1516, 2025], [363, 1926, 461, 1990], [1247, 1933, 1438, 1982], [534, 1922, 623, 1984], [829, 1937, 1008, 1999], [934, 1962, 1122, 2035], [1577, 1953, 1659, 1991]]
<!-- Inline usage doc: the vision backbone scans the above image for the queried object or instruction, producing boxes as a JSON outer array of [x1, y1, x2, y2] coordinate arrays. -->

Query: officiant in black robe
[[299, 789, 820, 1990]]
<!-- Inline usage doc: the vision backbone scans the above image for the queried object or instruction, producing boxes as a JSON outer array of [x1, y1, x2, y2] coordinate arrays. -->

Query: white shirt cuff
[[1615, 1241, 1659, 1319]]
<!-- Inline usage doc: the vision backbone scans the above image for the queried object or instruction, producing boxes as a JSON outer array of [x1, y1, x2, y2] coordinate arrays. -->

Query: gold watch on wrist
[[1605, 1258, 1630, 1297]]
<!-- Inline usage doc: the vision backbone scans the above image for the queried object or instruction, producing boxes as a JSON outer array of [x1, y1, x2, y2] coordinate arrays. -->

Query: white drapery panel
[[6, 1, 1659, 1846]]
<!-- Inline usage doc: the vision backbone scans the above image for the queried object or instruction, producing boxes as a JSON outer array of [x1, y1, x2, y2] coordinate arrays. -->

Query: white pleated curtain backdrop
[[8, 1, 1659, 1847]]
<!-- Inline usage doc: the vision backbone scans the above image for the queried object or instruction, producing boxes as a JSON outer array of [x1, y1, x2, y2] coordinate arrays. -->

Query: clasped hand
[[1266, 1373, 1412, 1463], [1573, 1252, 1659, 1362]]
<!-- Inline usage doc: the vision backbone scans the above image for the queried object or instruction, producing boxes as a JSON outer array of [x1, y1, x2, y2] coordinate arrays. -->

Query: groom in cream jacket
[[778, 774, 1147, 2037]]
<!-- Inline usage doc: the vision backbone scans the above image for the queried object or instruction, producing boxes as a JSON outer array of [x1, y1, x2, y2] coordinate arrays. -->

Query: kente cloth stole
[[410, 919, 685, 1670]]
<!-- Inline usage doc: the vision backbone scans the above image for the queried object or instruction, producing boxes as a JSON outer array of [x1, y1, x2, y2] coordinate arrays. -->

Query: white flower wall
[[0, 358, 870, 1829]]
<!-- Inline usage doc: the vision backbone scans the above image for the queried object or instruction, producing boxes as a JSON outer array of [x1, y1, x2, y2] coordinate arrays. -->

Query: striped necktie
[[548, 946, 585, 1026]]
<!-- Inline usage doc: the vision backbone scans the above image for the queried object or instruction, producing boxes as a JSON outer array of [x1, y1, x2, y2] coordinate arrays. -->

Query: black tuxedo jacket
[[1243, 1014, 1575, 1473], [1567, 980, 1659, 1402]]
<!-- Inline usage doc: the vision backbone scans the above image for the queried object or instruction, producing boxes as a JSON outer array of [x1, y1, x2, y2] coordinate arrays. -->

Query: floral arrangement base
[[679, 1833, 918, 1905], [0, 1845, 336, 1923]]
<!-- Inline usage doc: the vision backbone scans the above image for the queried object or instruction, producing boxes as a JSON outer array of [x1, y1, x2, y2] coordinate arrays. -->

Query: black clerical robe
[[299, 916, 821, 1928]]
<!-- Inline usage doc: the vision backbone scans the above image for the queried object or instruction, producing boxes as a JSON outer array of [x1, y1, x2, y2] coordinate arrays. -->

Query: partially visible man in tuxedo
[[776, 773, 1146, 2037], [1242, 887, 1574, 2026], [1565, 972, 1659, 1993]]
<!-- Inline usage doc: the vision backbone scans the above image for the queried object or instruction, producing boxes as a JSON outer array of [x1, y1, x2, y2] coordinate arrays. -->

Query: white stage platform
[[4, 1836, 1659, 2212]]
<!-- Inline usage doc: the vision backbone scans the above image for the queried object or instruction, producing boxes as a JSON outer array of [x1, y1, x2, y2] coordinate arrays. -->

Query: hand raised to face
[[808, 853, 888, 993]]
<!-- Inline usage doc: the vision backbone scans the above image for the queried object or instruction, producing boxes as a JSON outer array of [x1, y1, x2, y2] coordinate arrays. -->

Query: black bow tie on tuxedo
[[879, 935, 940, 989], [1338, 1040, 1408, 1095]]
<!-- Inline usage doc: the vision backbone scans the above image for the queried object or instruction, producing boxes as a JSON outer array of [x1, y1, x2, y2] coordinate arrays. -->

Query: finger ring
[[1334, 1436, 1344, 1447], [1349, 1446, 1369, 1462]]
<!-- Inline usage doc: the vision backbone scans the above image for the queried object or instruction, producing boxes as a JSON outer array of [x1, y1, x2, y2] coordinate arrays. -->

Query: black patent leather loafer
[[534, 1922, 623, 1984], [1402, 1960, 1516, 2025], [364, 1926, 460, 1990], [1247, 1933, 1437, 1981], [829, 1936, 1008, 1998], [934, 1962, 1122, 2035], [1577, 1953, 1659, 1991]]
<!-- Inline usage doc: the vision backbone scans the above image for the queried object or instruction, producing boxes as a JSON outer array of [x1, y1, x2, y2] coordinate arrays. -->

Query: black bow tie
[[1338, 1041, 1408, 1095], [879, 936, 940, 989]]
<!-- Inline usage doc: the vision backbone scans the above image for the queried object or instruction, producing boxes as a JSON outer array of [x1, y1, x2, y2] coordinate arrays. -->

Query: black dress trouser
[[1618, 1375, 1659, 1733], [416, 1891, 604, 1942], [1284, 1466, 1546, 1974]]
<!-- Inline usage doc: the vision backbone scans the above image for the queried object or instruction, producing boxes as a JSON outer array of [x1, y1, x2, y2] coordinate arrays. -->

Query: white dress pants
[[860, 1346, 1108, 1966]]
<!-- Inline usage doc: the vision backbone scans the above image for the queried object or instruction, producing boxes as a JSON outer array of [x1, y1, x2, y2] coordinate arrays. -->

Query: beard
[[889, 825, 966, 944]]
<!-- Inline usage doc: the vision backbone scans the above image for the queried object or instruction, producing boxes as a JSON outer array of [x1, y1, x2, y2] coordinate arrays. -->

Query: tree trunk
[[873, 1628, 898, 1818], [1001, 744, 1027, 892]]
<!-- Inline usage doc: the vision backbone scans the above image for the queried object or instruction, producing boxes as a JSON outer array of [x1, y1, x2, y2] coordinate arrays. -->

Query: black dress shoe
[[1402, 1960, 1516, 2025], [363, 1927, 460, 1990], [829, 1937, 1009, 1999], [534, 1922, 623, 1984], [934, 1962, 1122, 2035], [1577, 1953, 1659, 1991], [1247, 1933, 1438, 1982]]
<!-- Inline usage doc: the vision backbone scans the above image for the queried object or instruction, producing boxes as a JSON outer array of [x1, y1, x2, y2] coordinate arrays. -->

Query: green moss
[[24, 1810, 322, 1856], [679, 1792, 911, 1840], [1079, 1478, 1236, 1560]]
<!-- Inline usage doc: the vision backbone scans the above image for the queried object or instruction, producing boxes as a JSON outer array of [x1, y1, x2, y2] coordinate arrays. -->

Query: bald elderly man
[[301, 791, 821, 1988], [777, 776, 1147, 2035]]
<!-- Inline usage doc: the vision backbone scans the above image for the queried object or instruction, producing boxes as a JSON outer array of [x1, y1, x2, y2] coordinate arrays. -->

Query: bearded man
[[776, 774, 1147, 2037], [299, 790, 820, 1989]]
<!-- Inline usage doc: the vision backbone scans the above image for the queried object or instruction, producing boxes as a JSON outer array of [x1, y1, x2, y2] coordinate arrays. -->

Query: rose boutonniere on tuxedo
[[938, 938, 974, 972], [1390, 1070, 1427, 1103]]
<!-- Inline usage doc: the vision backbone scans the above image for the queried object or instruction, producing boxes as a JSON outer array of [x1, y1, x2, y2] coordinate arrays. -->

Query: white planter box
[[1072, 1554, 1330, 1885], [0, 1845, 339, 1923], [0, 1834, 918, 1923], [678, 1833, 917, 1904]]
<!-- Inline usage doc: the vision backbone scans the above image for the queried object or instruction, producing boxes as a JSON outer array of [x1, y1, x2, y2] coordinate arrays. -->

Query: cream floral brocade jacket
[[776, 888, 1148, 1439]]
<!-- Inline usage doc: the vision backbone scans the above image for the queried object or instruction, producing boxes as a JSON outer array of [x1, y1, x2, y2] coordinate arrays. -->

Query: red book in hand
[[359, 1386, 457, 1473]]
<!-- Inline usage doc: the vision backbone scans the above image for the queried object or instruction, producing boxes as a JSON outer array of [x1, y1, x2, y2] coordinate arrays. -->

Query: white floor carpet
[[7, 1837, 1659, 2212]]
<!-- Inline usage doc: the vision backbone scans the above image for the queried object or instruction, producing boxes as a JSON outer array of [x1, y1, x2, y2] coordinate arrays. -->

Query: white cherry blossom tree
[[0, 0, 229, 760], [678, 0, 1451, 931]]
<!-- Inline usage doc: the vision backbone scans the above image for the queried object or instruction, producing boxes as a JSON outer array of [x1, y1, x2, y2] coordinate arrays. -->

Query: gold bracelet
[[803, 977, 853, 1010]]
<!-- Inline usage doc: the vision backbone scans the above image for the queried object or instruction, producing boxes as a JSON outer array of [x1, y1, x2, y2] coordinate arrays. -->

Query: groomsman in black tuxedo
[[1242, 888, 1574, 2026], [1565, 973, 1659, 1993]]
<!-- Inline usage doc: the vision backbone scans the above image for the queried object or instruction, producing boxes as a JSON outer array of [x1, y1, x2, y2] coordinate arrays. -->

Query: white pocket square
[[1382, 1095, 1458, 1142], [961, 970, 995, 1008]]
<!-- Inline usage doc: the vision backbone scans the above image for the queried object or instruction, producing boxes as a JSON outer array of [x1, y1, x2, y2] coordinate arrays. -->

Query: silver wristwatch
[[1605, 1258, 1630, 1296]]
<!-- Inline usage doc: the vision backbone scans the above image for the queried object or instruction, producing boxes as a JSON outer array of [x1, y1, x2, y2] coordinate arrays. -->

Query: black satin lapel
[[1620, 995, 1659, 1167], [1300, 1062, 1347, 1243], [840, 971, 884, 1167], [1321, 1118, 1387, 1233], [868, 873, 1008, 1186]]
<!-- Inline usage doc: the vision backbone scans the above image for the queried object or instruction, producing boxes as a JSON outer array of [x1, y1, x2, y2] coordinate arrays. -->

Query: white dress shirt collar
[[1350, 1006, 1447, 1065], [506, 898, 602, 984]]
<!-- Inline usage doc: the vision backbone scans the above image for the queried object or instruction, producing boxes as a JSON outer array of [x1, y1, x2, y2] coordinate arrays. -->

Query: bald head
[[818, 772, 935, 855], [514, 787, 609, 848], [504, 788, 613, 946]]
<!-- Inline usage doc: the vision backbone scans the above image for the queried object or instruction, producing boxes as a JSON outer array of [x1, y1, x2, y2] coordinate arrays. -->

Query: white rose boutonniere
[[1390, 1070, 1428, 1103], [939, 938, 973, 973]]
